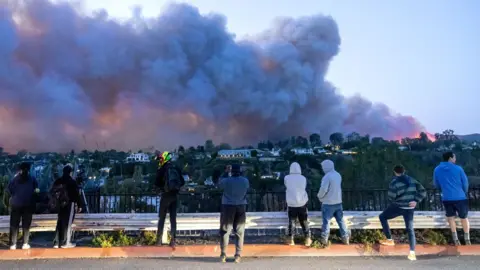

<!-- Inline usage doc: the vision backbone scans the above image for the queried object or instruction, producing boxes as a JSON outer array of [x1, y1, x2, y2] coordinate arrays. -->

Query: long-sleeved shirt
[[317, 160, 343, 205], [218, 175, 250, 205], [388, 175, 426, 208], [8, 174, 38, 208], [433, 162, 469, 201]]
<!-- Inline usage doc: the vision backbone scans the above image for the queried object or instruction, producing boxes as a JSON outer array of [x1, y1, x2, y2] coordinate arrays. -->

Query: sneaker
[[342, 237, 350, 245], [320, 237, 328, 246], [380, 239, 395, 246], [407, 252, 417, 261], [234, 255, 241, 263], [286, 237, 295, 246], [453, 239, 461, 246], [9, 245, 16, 250], [61, 243, 76, 249], [465, 239, 472, 245], [22, 244, 31, 250], [53, 245, 59, 249], [304, 237, 312, 247], [169, 240, 176, 249], [220, 255, 227, 263]]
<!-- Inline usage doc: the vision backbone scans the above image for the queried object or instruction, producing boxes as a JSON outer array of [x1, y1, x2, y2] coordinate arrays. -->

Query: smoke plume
[[0, 0, 425, 152]]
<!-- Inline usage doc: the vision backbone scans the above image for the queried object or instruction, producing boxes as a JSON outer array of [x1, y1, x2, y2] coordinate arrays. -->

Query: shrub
[[418, 229, 447, 246], [350, 229, 385, 246], [92, 233, 114, 248]]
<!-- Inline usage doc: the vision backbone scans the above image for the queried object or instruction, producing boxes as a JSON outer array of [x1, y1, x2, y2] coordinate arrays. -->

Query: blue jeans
[[321, 203, 349, 240], [379, 204, 415, 251]]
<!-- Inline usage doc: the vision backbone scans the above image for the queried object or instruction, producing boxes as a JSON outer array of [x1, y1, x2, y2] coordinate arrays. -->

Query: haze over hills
[[458, 133, 480, 143]]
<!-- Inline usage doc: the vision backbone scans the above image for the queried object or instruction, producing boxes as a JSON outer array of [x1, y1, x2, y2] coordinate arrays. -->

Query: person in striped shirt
[[379, 165, 426, 261]]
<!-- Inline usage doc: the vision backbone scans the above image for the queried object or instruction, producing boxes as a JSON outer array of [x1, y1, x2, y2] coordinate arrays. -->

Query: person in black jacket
[[52, 164, 82, 248], [155, 151, 185, 248]]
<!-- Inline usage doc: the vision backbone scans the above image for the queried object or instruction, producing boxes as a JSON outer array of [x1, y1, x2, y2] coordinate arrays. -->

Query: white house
[[218, 149, 252, 159], [291, 148, 314, 155], [126, 153, 150, 163]]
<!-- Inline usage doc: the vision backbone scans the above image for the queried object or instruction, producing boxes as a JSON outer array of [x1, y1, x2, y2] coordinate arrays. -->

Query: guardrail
[[1, 211, 479, 243]]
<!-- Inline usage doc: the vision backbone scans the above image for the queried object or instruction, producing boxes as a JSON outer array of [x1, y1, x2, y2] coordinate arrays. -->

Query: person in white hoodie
[[284, 162, 312, 246], [317, 159, 349, 245]]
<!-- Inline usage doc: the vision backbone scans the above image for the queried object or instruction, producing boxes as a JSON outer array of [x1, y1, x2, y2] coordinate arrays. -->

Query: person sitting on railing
[[217, 163, 249, 264], [8, 162, 39, 250], [434, 151, 470, 246], [284, 162, 311, 247], [379, 165, 426, 261], [154, 151, 185, 248], [317, 159, 349, 246]]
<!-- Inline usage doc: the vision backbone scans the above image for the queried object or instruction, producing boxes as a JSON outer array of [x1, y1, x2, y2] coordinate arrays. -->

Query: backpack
[[164, 166, 183, 192], [49, 183, 70, 211]]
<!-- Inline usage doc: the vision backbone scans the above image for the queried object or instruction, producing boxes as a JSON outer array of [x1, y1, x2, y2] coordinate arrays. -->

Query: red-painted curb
[[1, 244, 479, 260]]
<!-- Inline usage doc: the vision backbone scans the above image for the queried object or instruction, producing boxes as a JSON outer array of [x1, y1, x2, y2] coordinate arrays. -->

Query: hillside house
[[218, 149, 252, 159], [126, 153, 150, 163], [291, 148, 314, 155]]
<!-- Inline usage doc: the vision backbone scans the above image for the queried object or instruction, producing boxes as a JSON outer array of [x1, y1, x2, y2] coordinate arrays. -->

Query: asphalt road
[[1, 256, 479, 270]]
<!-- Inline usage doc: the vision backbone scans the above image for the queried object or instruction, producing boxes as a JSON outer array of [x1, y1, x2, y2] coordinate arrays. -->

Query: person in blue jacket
[[433, 151, 470, 245]]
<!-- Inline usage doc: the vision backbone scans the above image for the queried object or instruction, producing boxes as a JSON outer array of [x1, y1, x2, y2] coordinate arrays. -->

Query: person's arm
[[7, 178, 15, 196], [460, 167, 469, 194], [176, 167, 185, 187], [387, 180, 397, 202], [317, 176, 330, 200], [433, 168, 440, 190], [217, 177, 226, 189], [414, 179, 427, 203]]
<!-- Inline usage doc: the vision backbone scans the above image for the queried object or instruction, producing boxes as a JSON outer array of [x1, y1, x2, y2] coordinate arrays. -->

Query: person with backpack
[[379, 165, 426, 261], [8, 162, 39, 250], [50, 164, 81, 248], [155, 151, 185, 248]]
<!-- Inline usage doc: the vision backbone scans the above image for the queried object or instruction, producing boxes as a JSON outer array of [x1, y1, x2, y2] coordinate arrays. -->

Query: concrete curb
[[1, 244, 479, 260]]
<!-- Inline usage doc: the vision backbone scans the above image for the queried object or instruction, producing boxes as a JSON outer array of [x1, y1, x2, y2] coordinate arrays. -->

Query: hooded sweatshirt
[[284, 162, 308, 207], [317, 160, 342, 205], [388, 174, 426, 208], [8, 174, 38, 208], [433, 162, 469, 201]]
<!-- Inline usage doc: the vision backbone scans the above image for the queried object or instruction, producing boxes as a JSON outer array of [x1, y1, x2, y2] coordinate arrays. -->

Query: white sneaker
[[22, 244, 31, 250], [53, 245, 59, 249], [9, 245, 16, 250], [61, 243, 76, 249]]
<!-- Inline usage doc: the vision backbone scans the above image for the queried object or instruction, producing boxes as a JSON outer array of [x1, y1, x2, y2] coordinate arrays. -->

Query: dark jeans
[[220, 204, 246, 257], [54, 203, 75, 246], [379, 204, 415, 251], [9, 205, 33, 246], [157, 193, 178, 244], [321, 203, 348, 240], [287, 204, 311, 238]]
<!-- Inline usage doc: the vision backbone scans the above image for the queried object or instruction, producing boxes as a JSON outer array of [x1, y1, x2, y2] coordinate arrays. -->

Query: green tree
[[329, 132, 344, 147], [309, 133, 321, 146], [205, 140, 215, 152]]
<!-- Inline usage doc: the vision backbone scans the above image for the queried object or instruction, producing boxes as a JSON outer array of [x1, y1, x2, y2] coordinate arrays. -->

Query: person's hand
[[77, 207, 82, 213], [408, 201, 417, 208], [34, 188, 40, 193]]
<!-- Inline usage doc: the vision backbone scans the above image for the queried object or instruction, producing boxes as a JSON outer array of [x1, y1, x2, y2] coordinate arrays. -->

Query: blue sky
[[84, 0, 480, 135]]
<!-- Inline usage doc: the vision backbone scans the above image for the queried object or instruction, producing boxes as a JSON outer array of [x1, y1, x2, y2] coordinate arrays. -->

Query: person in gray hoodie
[[317, 159, 349, 245], [284, 162, 311, 246], [217, 164, 249, 263]]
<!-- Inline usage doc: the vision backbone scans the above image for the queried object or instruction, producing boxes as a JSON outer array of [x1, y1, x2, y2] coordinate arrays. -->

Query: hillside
[[459, 133, 480, 143]]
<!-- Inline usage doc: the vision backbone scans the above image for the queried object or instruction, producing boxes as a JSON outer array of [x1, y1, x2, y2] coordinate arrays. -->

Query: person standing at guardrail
[[379, 165, 426, 261], [8, 162, 39, 250], [50, 164, 82, 249], [433, 151, 470, 246], [317, 159, 349, 246], [284, 162, 312, 246], [217, 163, 249, 263], [154, 151, 185, 248]]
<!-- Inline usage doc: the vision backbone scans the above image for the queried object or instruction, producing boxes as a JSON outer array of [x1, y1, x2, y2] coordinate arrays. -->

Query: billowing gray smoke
[[0, 0, 424, 152]]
